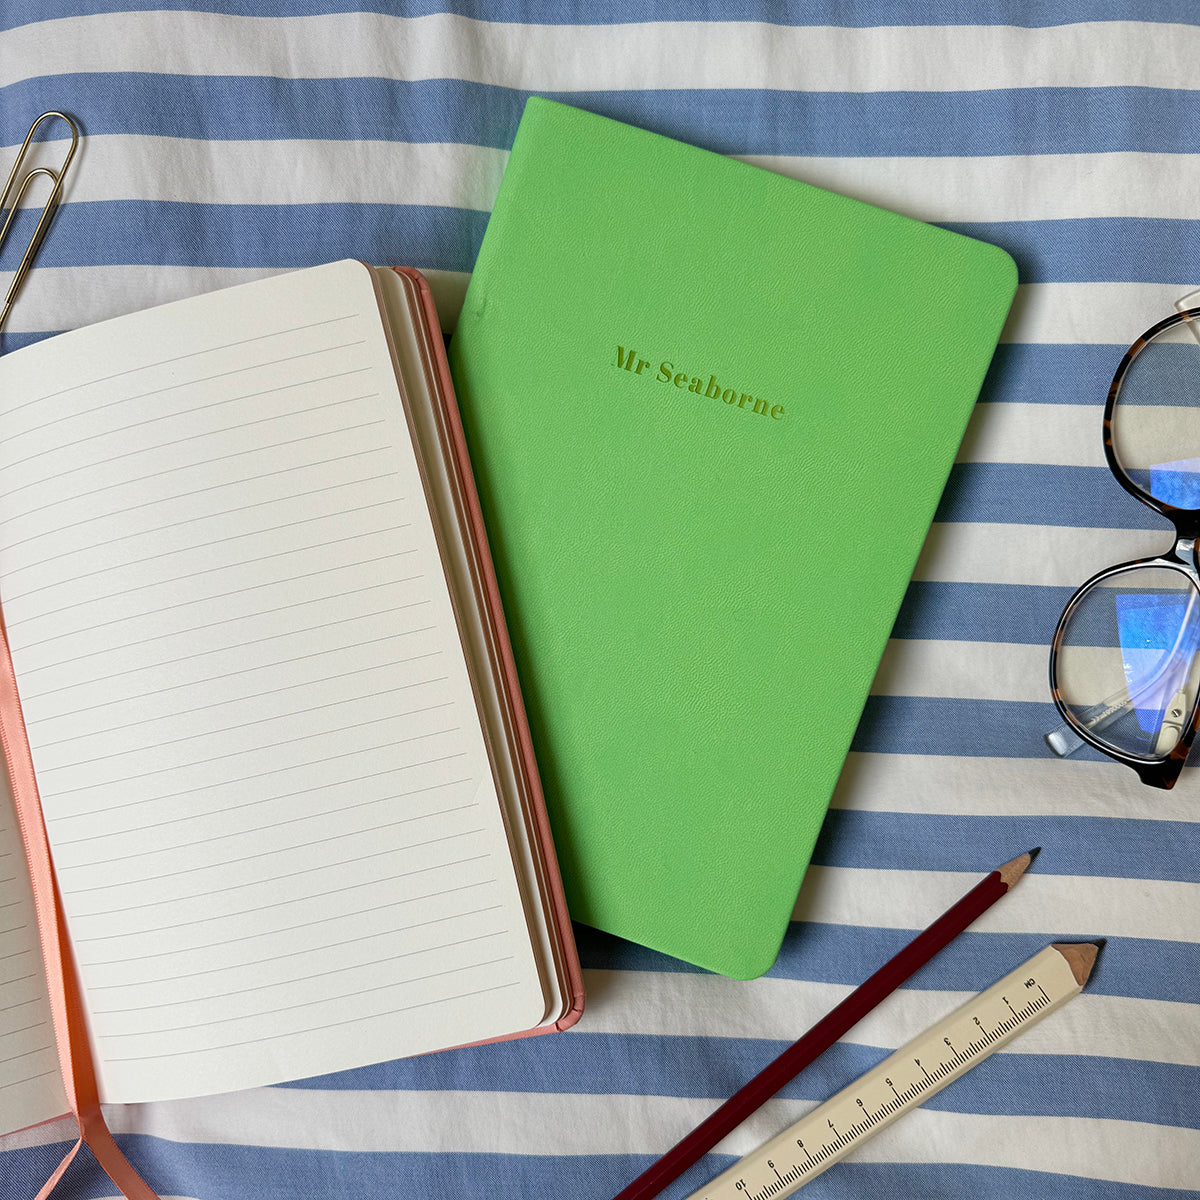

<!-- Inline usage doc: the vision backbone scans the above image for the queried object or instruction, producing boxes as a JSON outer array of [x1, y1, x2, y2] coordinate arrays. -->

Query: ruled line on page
[[2, 356, 373, 467], [84, 899, 502, 970], [39, 637, 440, 741], [4, 503, 407, 605], [1, 456, 399, 557], [1, 996, 48, 1016], [47, 738, 465, 824], [0, 993, 47, 1012], [0, 1045, 53, 1067], [79, 845, 488, 920], [90, 925, 510, 1001], [4, 473, 405, 578], [0, 1021, 45, 1040], [33, 662, 446, 749], [14, 556, 422, 649], [98, 955, 517, 1031], [21, 581, 421, 687], [40, 705, 459, 792], [42, 677, 447, 773], [74, 875, 494, 948], [0, 389, 378, 502], [57, 773, 472, 850], [63, 823, 487, 894], [11, 527, 415, 630], [102, 978, 524, 1062], [3, 1070, 59, 1088], [1, 313, 361, 422], [66, 796, 475, 870], [1, 420, 386, 524]]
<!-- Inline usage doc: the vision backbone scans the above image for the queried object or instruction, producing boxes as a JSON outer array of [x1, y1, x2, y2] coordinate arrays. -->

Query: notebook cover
[[448, 98, 1016, 979]]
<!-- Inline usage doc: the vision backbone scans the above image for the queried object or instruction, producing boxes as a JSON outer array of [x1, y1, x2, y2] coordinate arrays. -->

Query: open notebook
[[0, 260, 582, 1139]]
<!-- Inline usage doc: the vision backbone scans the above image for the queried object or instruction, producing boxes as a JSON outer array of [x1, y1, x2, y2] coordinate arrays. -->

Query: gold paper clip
[[0, 111, 80, 339]]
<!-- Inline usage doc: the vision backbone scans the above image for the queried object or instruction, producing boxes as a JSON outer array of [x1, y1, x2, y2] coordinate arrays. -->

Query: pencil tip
[[996, 849, 1037, 888], [1027, 847, 1041, 861]]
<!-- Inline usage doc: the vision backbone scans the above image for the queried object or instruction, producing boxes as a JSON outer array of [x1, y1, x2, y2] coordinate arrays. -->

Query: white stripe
[[791, 866, 1199, 944], [870, 638, 1049, 703], [3, 1090, 1190, 1190], [3, 14, 1197, 91], [8, 135, 1195, 224], [578, 969, 1198, 1067], [833, 752, 1200, 822], [0, 265, 471, 337], [1000, 283, 1183, 345], [836, 1109, 1198, 1191], [956, 405, 1104, 468], [741, 152, 1200, 223], [4, 136, 508, 212], [914, 523, 1169, 587]]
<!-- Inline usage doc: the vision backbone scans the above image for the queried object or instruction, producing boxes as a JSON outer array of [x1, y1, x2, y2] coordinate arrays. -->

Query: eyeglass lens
[[1109, 318, 1200, 505], [1056, 565, 1200, 760]]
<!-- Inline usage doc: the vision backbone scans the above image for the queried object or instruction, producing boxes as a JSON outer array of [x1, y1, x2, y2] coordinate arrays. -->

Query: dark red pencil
[[612, 849, 1039, 1200]]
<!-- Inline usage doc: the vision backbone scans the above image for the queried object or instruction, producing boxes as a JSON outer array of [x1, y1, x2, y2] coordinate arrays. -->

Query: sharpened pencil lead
[[997, 850, 1037, 888]]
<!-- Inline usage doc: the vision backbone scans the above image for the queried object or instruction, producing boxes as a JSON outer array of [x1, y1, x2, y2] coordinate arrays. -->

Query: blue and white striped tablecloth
[[1, 4, 1197, 1197]]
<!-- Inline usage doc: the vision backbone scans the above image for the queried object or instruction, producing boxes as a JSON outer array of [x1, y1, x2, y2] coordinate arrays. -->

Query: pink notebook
[[0, 262, 582, 1193]]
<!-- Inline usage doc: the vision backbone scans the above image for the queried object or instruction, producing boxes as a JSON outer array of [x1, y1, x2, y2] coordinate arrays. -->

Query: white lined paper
[[0, 261, 544, 1105], [0, 789, 66, 1135]]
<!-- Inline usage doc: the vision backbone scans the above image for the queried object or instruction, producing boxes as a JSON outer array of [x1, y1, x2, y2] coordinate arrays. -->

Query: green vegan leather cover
[[449, 98, 1016, 979]]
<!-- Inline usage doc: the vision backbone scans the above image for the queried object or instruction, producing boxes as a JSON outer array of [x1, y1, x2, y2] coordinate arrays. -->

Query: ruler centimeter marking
[[687, 943, 1097, 1200]]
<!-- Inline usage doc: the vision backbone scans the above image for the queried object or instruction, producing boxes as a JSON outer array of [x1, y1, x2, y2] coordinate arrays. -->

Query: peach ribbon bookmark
[[0, 619, 160, 1199]]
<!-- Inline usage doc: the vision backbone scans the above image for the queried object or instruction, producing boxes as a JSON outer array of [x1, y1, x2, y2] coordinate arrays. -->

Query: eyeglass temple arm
[[1046, 588, 1200, 757]]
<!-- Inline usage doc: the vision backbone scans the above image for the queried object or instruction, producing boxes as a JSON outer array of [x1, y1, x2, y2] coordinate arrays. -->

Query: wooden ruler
[[686, 942, 1099, 1200]]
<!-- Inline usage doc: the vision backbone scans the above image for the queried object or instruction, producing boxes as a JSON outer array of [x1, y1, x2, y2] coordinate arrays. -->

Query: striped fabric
[[2, 4, 1198, 1198]]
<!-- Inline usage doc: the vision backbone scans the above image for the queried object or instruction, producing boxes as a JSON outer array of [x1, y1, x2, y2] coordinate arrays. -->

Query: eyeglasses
[[1047, 297, 1200, 788]]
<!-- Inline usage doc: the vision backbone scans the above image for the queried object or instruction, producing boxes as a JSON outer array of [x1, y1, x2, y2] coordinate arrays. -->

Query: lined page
[[0, 771, 65, 1135], [0, 261, 544, 1103]]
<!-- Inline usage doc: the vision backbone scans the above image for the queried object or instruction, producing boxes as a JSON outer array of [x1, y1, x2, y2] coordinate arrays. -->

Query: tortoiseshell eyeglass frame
[[1049, 307, 1200, 789]]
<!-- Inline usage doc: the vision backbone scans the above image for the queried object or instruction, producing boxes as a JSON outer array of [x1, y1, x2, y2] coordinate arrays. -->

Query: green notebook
[[449, 98, 1016, 979]]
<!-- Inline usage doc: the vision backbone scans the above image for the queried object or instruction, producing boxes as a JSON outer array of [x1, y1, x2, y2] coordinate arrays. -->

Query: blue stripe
[[943, 218, 1200, 285], [0, 330, 58, 355], [6, 203, 1197, 283], [0, 1143, 1191, 1200], [588, 922, 1200, 1006], [980, 344, 1126, 407], [5, 78, 1200, 156], [4, 0, 1198, 31], [850, 694, 1106, 758], [935, 463, 1168, 529], [897, 581, 1200, 649], [272, 1033, 1200, 1127], [812, 809, 1200, 884], [893, 581, 1074, 645]]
